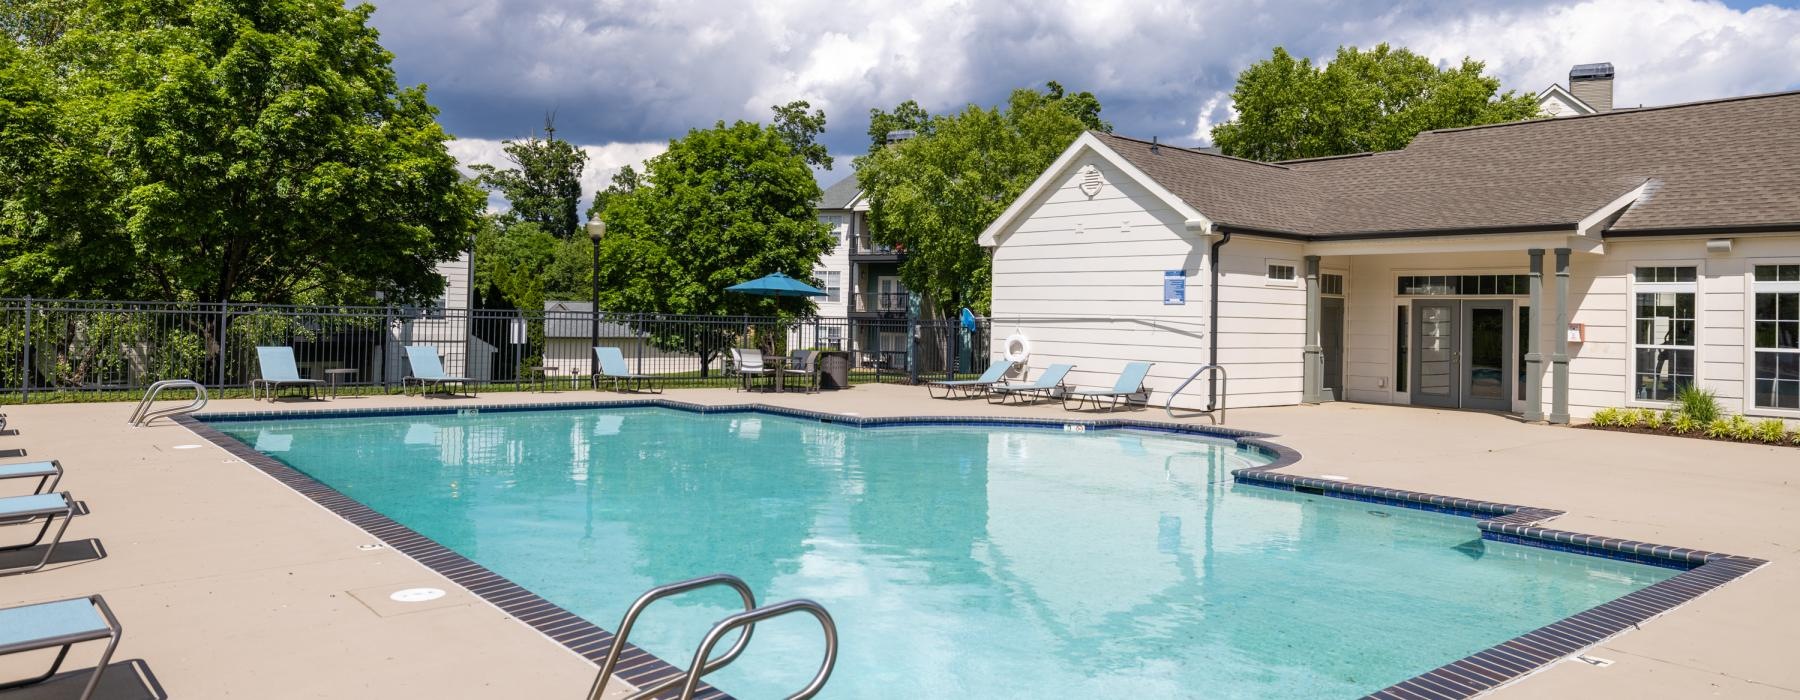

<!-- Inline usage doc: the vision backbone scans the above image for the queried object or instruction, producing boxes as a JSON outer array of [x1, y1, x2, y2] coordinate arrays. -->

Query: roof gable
[[978, 132, 1209, 247]]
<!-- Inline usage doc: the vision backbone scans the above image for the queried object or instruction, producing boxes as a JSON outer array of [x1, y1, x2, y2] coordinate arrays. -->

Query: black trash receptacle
[[817, 351, 851, 390]]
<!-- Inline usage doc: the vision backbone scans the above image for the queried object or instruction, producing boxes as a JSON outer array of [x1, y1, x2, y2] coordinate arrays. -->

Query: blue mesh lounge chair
[[403, 346, 477, 397], [250, 347, 324, 402], [987, 363, 1074, 405], [0, 595, 123, 700], [0, 460, 61, 496], [593, 347, 663, 394], [925, 360, 1014, 399], [1062, 362, 1155, 412], [0, 492, 75, 576]]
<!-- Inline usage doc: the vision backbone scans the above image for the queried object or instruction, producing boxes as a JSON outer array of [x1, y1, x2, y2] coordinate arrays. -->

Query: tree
[[1211, 44, 1541, 162], [470, 116, 589, 239], [0, 0, 484, 304], [593, 119, 833, 374], [865, 100, 932, 152], [583, 164, 641, 223], [855, 82, 1110, 315], [770, 100, 832, 170]]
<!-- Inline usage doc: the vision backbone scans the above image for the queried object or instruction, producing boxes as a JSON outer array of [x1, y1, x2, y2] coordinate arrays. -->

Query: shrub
[[1590, 407, 1621, 427], [1677, 385, 1721, 423], [1728, 415, 1757, 441], [1645, 408, 1667, 431], [1755, 419, 1788, 444], [1635, 408, 1658, 427], [1670, 413, 1698, 434], [1703, 416, 1734, 439]]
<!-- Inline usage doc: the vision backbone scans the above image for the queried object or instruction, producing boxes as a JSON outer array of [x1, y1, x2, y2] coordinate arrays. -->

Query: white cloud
[[446, 138, 666, 216]]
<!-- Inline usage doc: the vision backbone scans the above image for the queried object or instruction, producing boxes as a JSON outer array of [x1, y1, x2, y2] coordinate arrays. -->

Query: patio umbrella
[[725, 272, 827, 297]]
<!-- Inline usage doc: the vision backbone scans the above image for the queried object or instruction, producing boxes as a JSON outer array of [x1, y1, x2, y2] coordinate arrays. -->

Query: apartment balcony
[[849, 291, 910, 318], [848, 234, 906, 262]]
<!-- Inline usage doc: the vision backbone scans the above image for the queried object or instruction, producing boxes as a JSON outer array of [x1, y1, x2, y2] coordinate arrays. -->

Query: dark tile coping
[[179, 399, 1765, 700], [1232, 463, 1768, 699]]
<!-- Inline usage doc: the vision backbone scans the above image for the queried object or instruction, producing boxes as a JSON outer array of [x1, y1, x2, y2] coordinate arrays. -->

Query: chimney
[[1568, 63, 1614, 113]]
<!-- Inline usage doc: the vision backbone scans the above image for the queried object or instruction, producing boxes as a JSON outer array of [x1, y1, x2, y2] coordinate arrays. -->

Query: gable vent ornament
[[1078, 165, 1104, 198]]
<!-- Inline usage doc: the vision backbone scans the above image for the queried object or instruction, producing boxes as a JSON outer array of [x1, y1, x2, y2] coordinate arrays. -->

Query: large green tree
[[593, 118, 833, 373], [470, 116, 588, 239], [855, 82, 1110, 315], [0, 0, 484, 304], [1211, 44, 1541, 162]]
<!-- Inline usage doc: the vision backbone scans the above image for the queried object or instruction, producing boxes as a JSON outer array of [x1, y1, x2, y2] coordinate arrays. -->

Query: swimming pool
[[212, 406, 1678, 698]]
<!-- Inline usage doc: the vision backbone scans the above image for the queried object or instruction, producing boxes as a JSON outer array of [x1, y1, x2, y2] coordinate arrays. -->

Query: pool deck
[[1, 384, 1793, 698]]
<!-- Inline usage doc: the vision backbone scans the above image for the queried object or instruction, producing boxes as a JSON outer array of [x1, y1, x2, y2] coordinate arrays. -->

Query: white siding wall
[[814, 212, 851, 317], [1212, 238, 1308, 407], [988, 153, 1220, 409]]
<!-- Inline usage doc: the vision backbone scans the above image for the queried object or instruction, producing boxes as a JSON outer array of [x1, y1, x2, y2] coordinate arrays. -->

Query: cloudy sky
[[366, 0, 1800, 213]]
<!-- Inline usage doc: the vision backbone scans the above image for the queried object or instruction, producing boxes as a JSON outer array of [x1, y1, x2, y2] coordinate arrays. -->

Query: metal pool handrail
[[129, 379, 209, 426], [674, 598, 839, 700], [587, 573, 758, 700], [1165, 364, 1226, 423]]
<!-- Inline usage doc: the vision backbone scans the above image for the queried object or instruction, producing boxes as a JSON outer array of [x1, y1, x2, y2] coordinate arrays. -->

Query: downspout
[[1208, 226, 1232, 411]]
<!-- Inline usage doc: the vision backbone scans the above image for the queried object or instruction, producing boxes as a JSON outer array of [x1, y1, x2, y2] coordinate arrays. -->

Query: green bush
[[1677, 385, 1721, 423], [1755, 419, 1788, 444], [1728, 415, 1756, 441], [1590, 407, 1622, 427], [1703, 416, 1733, 439], [1670, 413, 1698, 434], [1645, 408, 1667, 431]]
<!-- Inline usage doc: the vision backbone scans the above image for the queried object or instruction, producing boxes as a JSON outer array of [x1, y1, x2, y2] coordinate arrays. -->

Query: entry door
[[1461, 300, 1513, 411], [1321, 297, 1345, 401], [1411, 301, 1459, 408]]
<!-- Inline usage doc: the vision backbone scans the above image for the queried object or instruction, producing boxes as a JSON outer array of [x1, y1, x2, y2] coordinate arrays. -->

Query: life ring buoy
[[1002, 334, 1031, 364]]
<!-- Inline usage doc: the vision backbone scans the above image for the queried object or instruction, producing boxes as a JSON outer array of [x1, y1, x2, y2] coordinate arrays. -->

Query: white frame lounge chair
[[0, 492, 75, 576], [926, 360, 1014, 399], [402, 346, 477, 397], [987, 364, 1074, 405], [0, 594, 122, 700], [250, 346, 325, 402], [593, 347, 663, 394], [1062, 362, 1154, 412]]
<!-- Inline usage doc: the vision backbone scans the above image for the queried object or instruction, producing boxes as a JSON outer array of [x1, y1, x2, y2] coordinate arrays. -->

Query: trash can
[[817, 351, 852, 390]]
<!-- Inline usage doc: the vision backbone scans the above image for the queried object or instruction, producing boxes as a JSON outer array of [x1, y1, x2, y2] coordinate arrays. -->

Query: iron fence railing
[[0, 299, 998, 402]]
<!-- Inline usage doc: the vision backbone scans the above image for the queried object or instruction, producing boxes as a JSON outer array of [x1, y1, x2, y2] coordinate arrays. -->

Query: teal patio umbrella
[[725, 272, 827, 297]]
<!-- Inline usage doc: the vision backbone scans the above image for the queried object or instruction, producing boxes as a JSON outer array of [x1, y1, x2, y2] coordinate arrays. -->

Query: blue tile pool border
[[178, 399, 1765, 700]]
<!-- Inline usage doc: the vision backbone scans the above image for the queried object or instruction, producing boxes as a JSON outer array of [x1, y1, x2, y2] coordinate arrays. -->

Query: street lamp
[[587, 219, 605, 387]]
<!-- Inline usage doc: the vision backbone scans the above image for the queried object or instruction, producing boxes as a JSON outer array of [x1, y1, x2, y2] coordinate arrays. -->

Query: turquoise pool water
[[216, 407, 1675, 698]]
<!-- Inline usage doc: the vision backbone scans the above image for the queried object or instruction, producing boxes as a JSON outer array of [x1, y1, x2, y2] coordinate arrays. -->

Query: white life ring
[[1002, 334, 1031, 364]]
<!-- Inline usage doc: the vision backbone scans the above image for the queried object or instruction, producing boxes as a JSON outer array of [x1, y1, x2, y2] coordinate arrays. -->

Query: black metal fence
[[0, 298, 996, 402]]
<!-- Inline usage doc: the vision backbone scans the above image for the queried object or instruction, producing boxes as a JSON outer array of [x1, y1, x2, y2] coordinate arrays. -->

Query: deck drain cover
[[390, 587, 446, 603], [357, 543, 385, 551]]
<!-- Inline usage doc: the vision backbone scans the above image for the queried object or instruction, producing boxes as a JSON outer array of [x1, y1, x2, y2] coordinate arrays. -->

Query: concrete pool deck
[[0, 385, 1792, 698]]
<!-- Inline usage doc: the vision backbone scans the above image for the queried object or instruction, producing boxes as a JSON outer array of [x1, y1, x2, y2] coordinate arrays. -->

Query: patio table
[[324, 368, 358, 399]]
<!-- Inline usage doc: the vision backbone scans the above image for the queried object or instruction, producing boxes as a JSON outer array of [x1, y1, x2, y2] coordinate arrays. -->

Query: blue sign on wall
[[1163, 270, 1186, 305]]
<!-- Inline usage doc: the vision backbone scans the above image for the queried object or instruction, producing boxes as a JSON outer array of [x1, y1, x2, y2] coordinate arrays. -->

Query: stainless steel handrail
[[674, 598, 838, 700], [129, 379, 209, 426], [587, 573, 757, 700], [1165, 364, 1227, 423]]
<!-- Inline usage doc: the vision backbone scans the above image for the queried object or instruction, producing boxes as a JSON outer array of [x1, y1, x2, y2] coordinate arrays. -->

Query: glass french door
[[1410, 300, 1514, 410], [1411, 301, 1459, 408], [1462, 300, 1513, 411]]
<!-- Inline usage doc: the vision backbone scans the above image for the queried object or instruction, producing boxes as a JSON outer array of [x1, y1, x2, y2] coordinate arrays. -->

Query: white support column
[[1302, 255, 1322, 404], [1524, 249, 1546, 423], [1551, 248, 1572, 424]]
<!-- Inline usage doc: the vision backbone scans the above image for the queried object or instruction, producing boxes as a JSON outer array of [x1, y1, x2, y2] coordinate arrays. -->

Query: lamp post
[[587, 219, 605, 387]]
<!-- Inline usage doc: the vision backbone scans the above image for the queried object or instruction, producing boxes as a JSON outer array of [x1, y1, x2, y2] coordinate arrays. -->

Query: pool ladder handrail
[[1165, 364, 1226, 423], [588, 573, 839, 700], [129, 379, 209, 426]]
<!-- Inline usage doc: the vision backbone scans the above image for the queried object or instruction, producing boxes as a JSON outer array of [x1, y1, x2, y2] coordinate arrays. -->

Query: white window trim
[[1266, 259, 1299, 288], [1626, 261, 1703, 408], [1743, 257, 1800, 419], [1319, 269, 1348, 297]]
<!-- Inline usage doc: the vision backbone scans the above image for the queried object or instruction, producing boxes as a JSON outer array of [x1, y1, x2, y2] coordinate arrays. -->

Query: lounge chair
[[0, 460, 61, 496], [926, 360, 1014, 399], [402, 346, 478, 397], [593, 347, 663, 394], [987, 363, 1074, 405], [250, 346, 324, 402], [783, 350, 819, 393], [1062, 362, 1155, 412], [0, 594, 123, 700], [0, 492, 75, 576], [730, 349, 774, 391]]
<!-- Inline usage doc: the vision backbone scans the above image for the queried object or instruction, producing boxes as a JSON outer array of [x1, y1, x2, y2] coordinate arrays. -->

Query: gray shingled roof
[[817, 173, 862, 209], [542, 301, 645, 339], [1095, 90, 1800, 238]]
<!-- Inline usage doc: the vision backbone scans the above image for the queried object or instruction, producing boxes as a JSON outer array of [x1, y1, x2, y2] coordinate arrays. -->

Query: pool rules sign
[[1164, 270, 1186, 305]]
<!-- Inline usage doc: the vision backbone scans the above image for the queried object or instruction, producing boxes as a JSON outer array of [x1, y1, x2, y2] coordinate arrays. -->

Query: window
[[1633, 266, 1697, 402], [818, 215, 843, 247], [815, 269, 842, 303], [1267, 262, 1296, 286], [1395, 305, 1408, 392], [1753, 264, 1800, 410], [820, 325, 843, 350], [1396, 275, 1530, 296], [1320, 273, 1345, 296], [1518, 307, 1530, 401]]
